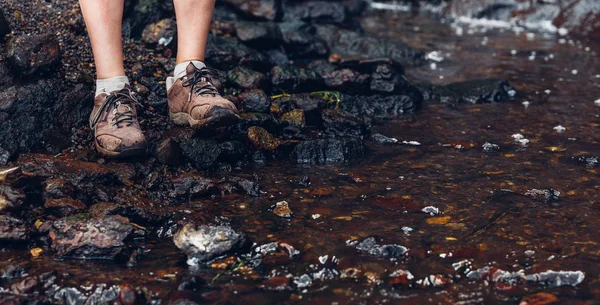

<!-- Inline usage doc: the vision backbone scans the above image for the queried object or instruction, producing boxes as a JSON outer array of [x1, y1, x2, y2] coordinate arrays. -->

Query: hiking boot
[[89, 86, 147, 157], [167, 63, 238, 129]]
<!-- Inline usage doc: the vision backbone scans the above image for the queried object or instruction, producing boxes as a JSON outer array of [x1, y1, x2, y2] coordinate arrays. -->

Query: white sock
[[95, 76, 130, 97], [167, 60, 206, 92], [173, 60, 205, 79]]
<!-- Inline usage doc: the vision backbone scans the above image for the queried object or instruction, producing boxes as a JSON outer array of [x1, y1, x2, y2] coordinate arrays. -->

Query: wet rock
[[371, 133, 398, 145], [44, 198, 87, 217], [141, 18, 176, 46], [177, 138, 223, 170], [340, 93, 422, 120], [555, 0, 600, 38], [0, 147, 10, 165], [173, 223, 247, 264], [279, 22, 328, 58], [270, 65, 324, 92], [308, 60, 337, 77], [427, 79, 516, 104], [0, 80, 63, 156], [228, 67, 266, 90], [322, 69, 371, 93], [221, 176, 260, 197], [53, 84, 94, 133], [171, 175, 216, 198], [238, 89, 271, 113], [291, 138, 364, 164], [565, 155, 599, 168], [271, 93, 326, 114], [48, 215, 134, 259], [281, 109, 305, 127], [123, 0, 170, 37], [370, 64, 409, 94], [234, 21, 282, 47], [272, 201, 293, 218], [350, 237, 408, 258], [156, 138, 183, 166], [6, 34, 61, 76], [447, 0, 518, 21], [205, 34, 269, 71], [236, 112, 283, 134], [0, 9, 10, 39], [321, 109, 369, 139], [524, 188, 560, 205], [265, 49, 289, 66], [315, 25, 426, 67], [0, 215, 29, 242], [247, 126, 281, 151], [283, 1, 347, 24], [0, 263, 26, 282], [0, 185, 25, 214], [222, 0, 282, 20]]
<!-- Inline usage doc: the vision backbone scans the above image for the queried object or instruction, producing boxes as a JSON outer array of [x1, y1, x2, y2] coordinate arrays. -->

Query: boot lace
[[181, 66, 223, 101], [90, 88, 141, 129]]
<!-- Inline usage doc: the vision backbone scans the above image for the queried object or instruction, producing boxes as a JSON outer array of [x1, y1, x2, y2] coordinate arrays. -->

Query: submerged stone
[[291, 138, 364, 164], [173, 223, 246, 264], [352, 237, 408, 258], [427, 79, 516, 104]]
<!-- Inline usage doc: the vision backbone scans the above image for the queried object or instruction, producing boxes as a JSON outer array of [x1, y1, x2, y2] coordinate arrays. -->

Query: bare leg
[[173, 0, 216, 63], [79, 0, 126, 79]]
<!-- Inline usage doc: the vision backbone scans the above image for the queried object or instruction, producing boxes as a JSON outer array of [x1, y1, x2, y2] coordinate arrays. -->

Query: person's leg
[[173, 0, 216, 64], [80, 0, 126, 79], [80, 0, 147, 157], [167, 0, 238, 129]]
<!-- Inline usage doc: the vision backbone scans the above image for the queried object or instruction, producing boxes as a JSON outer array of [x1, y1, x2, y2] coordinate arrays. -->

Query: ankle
[[173, 60, 205, 79], [95, 76, 130, 97]]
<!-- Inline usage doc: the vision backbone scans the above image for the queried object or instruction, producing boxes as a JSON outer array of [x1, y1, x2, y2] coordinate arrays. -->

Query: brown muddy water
[[2, 10, 600, 305]]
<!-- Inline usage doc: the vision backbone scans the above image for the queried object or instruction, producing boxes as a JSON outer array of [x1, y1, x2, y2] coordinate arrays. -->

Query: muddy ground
[[0, 0, 600, 304]]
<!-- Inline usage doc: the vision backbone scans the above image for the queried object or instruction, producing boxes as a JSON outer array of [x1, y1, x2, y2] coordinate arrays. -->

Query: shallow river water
[[2, 8, 600, 305]]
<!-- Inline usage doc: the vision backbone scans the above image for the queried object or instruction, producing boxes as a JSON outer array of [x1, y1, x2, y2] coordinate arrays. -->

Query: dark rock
[[221, 176, 260, 196], [219, 141, 248, 162], [53, 84, 94, 133], [271, 93, 326, 114], [565, 155, 599, 168], [6, 34, 61, 76], [205, 34, 269, 71], [173, 223, 246, 264], [352, 237, 408, 258], [0, 215, 29, 242], [427, 79, 516, 104], [48, 215, 134, 259], [123, 0, 171, 38], [0, 147, 10, 165], [171, 175, 216, 198], [299, 176, 310, 187], [247, 126, 281, 151], [447, 0, 517, 21], [0, 80, 63, 156], [340, 93, 422, 120], [228, 67, 266, 90], [44, 198, 87, 218], [308, 60, 337, 77], [236, 112, 283, 134], [177, 137, 223, 170], [279, 22, 329, 58], [370, 64, 408, 94], [315, 25, 426, 67], [524, 188, 561, 205], [0, 185, 25, 214], [0, 9, 10, 39], [321, 109, 369, 139], [221, 0, 282, 21], [238, 89, 271, 113], [141, 18, 176, 46], [265, 49, 289, 66], [283, 1, 347, 24], [270, 65, 324, 92], [371, 133, 398, 145], [322, 68, 371, 93], [234, 21, 282, 46], [156, 138, 183, 166], [0, 263, 26, 282], [291, 138, 364, 164]]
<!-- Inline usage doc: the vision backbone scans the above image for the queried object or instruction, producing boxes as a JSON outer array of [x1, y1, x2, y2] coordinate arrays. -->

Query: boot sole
[[95, 142, 147, 158], [169, 108, 239, 129]]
